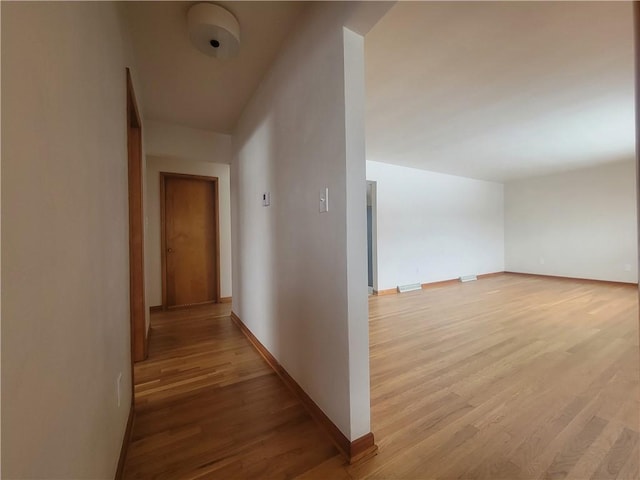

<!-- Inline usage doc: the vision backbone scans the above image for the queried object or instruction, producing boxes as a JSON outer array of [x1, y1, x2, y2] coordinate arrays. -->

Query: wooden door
[[162, 174, 219, 308]]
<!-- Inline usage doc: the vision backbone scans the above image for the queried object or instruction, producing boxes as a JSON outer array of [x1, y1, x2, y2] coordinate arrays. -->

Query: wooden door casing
[[161, 173, 220, 308], [127, 69, 147, 362]]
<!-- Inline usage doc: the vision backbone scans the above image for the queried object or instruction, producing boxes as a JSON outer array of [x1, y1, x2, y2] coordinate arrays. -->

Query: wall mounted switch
[[262, 192, 271, 207], [319, 187, 329, 213]]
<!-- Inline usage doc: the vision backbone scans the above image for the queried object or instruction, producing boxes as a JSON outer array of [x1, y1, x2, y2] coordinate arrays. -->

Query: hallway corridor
[[122, 305, 343, 479]]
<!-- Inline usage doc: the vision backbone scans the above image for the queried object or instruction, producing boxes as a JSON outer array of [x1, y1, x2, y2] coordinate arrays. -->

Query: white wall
[[146, 156, 232, 306], [2, 2, 141, 477], [232, 3, 374, 441], [145, 120, 232, 165], [343, 27, 370, 439], [505, 160, 638, 283], [366, 161, 505, 291]]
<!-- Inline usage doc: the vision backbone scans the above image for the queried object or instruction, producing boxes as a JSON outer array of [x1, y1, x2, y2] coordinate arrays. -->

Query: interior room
[[2, 1, 638, 479], [366, 1, 637, 293]]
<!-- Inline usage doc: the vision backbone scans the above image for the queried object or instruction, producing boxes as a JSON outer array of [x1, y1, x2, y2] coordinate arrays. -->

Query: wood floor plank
[[565, 420, 628, 480], [591, 427, 640, 480], [543, 415, 608, 480]]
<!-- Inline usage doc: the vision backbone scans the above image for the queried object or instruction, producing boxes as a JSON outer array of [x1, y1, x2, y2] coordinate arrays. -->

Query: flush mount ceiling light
[[187, 3, 240, 59]]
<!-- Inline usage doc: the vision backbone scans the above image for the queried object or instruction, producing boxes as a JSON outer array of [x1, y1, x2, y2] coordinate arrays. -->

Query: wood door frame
[[160, 172, 221, 309], [127, 68, 147, 363]]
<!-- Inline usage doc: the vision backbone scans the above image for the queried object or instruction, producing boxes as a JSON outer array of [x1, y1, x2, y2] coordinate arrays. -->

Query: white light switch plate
[[319, 187, 329, 213], [262, 192, 270, 207]]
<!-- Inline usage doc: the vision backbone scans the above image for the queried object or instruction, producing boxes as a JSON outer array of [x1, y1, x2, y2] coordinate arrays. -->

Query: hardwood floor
[[122, 304, 340, 479], [124, 274, 640, 479], [352, 274, 639, 480]]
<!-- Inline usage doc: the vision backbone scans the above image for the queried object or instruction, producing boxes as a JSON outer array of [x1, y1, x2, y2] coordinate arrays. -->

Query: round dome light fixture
[[187, 3, 240, 59]]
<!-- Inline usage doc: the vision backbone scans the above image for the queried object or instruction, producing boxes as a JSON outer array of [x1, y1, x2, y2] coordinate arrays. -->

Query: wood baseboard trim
[[477, 271, 505, 279], [230, 311, 376, 464], [115, 404, 135, 480], [504, 271, 638, 287], [158, 300, 232, 312], [373, 288, 397, 296], [349, 432, 378, 463], [421, 279, 458, 290], [421, 272, 507, 289], [166, 300, 218, 311]]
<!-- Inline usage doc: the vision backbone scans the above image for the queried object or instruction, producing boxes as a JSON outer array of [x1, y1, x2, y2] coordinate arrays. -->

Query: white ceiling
[[365, 1, 635, 182], [124, 1, 305, 133]]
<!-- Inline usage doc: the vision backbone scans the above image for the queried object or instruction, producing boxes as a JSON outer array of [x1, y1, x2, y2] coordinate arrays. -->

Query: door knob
[[167, 248, 174, 253]]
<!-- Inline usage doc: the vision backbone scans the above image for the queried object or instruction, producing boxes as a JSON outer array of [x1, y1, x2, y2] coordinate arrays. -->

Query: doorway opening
[[367, 181, 378, 295]]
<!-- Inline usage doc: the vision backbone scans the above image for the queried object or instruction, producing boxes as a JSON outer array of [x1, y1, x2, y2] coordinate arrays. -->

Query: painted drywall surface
[[505, 160, 638, 283], [365, 2, 634, 181], [343, 27, 371, 440], [146, 156, 232, 306], [2, 2, 139, 477], [366, 161, 505, 291], [232, 4, 371, 440], [145, 120, 232, 165]]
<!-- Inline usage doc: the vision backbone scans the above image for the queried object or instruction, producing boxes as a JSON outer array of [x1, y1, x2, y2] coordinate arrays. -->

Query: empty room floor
[[123, 274, 639, 479], [350, 274, 639, 479]]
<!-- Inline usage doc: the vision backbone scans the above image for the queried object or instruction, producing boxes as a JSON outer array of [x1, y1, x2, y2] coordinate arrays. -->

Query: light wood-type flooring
[[123, 274, 640, 479], [122, 303, 338, 479]]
